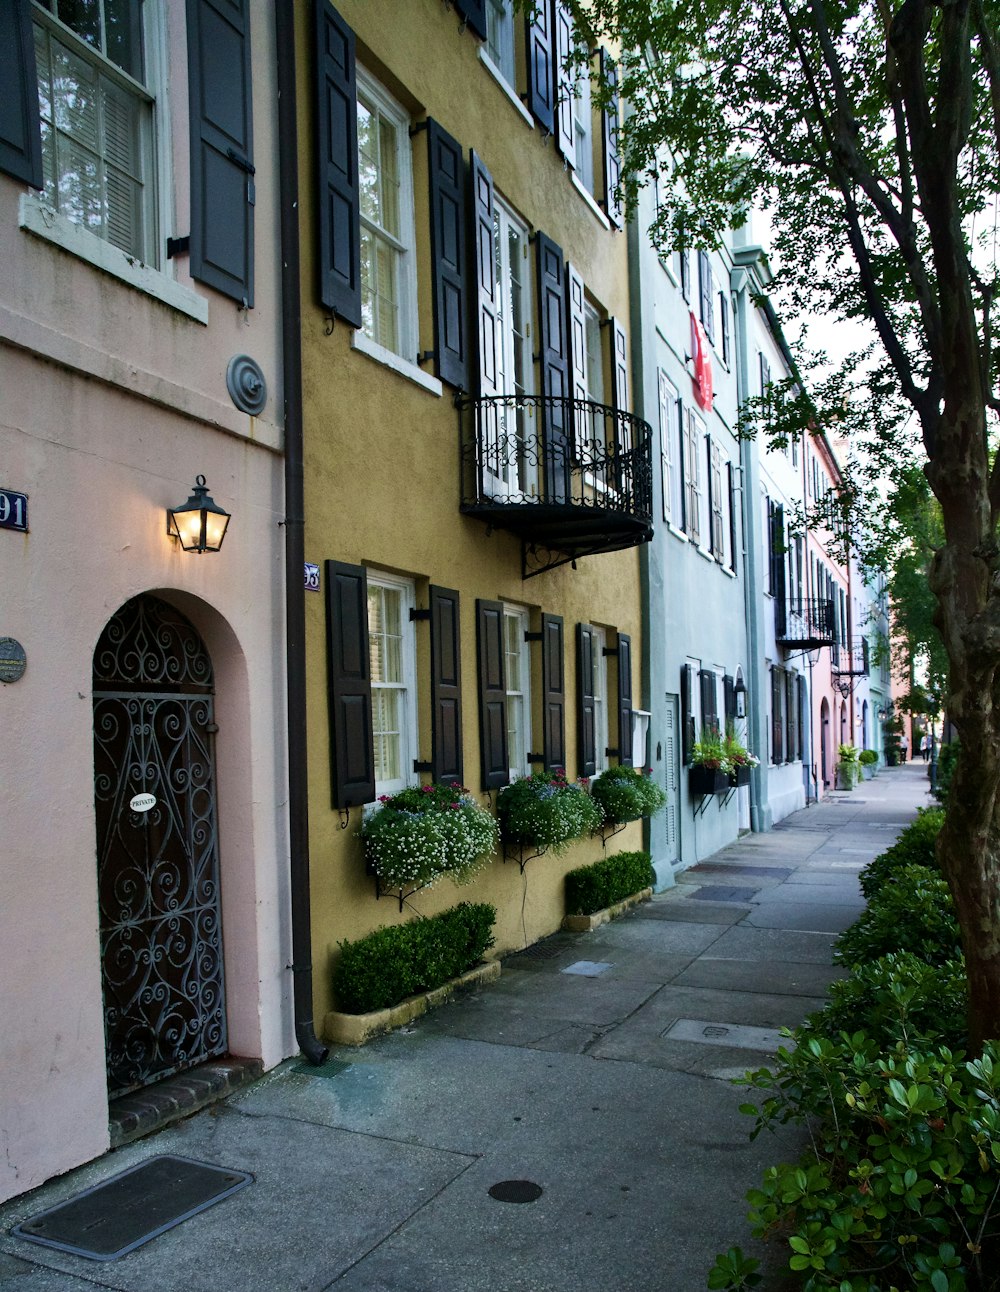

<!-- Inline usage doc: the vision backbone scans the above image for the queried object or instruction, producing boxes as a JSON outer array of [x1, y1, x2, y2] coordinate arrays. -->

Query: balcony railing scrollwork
[[776, 596, 836, 649], [457, 393, 654, 577], [832, 638, 870, 695]]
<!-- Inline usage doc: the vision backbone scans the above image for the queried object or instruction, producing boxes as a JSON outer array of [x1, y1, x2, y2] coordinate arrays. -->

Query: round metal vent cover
[[226, 354, 267, 416], [488, 1180, 544, 1204]]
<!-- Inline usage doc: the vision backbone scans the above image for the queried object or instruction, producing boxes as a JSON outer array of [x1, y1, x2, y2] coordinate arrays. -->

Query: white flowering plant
[[496, 768, 602, 851], [590, 765, 667, 825], [360, 782, 498, 892]]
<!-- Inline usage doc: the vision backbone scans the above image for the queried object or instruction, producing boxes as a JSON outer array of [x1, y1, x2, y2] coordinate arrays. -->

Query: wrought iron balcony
[[776, 596, 836, 649], [458, 394, 654, 576], [833, 638, 870, 683]]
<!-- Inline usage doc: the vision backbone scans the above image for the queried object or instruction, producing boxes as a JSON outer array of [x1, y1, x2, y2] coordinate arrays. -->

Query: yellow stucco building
[[294, 0, 653, 1029]]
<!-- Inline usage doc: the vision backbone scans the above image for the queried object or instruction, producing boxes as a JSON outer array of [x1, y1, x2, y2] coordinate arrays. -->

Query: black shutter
[[315, 0, 361, 327], [698, 251, 714, 343], [476, 599, 508, 790], [430, 585, 463, 784], [617, 632, 633, 767], [536, 232, 570, 503], [600, 48, 622, 227], [325, 561, 375, 807], [526, 1, 555, 133], [554, 0, 576, 166], [470, 151, 499, 400], [187, 0, 255, 307], [427, 120, 469, 390], [720, 289, 730, 364], [724, 674, 735, 725], [576, 624, 596, 778], [542, 613, 566, 771], [679, 248, 690, 301], [0, 0, 42, 188], [680, 664, 695, 764], [699, 668, 718, 738], [453, 0, 487, 39], [771, 501, 787, 636]]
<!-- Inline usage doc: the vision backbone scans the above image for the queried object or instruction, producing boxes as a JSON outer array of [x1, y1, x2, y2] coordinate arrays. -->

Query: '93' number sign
[[0, 489, 28, 533]]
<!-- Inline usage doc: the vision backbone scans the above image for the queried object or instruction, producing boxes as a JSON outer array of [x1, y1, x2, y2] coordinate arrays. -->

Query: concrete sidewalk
[[0, 763, 933, 1292]]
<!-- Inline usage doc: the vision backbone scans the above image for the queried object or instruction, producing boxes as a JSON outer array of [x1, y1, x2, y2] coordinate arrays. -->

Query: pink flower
[[421, 785, 435, 794], [378, 795, 390, 804]]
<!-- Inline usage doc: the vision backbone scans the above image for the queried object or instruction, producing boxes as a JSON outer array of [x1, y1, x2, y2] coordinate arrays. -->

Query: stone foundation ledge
[[561, 887, 654, 933], [324, 960, 502, 1047]]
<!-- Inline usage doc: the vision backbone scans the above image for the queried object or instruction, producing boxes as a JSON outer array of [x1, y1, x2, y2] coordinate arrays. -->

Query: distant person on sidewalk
[[920, 733, 930, 761], [900, 732, 909, 761]]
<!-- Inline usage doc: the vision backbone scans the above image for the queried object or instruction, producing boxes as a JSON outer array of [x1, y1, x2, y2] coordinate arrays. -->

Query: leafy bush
[[589, 766, 666, 825], [806, 951, 968, 1051], [859, 806, 944, 899], [934, 740, 960, 806], [836, 863, 960, 968], [564, 849, 655, 915], [359, 781, 497, 892], [496, 768, 601, 850], [858, 748, 878, 765], [728, 1035, 1000, 1291], [333, 902, 496, 1013]]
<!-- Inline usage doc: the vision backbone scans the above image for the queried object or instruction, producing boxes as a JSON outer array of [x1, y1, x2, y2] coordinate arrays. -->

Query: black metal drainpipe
[[275, 0, 328, 1067]]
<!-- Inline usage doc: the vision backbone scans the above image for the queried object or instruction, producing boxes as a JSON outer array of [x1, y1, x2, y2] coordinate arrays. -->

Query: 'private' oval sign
[[130, 793, 157, 813]]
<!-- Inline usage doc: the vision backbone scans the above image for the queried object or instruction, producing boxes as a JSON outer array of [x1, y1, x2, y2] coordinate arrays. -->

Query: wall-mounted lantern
[[167, 475, 231, 553], [733, 672, 747, 719]]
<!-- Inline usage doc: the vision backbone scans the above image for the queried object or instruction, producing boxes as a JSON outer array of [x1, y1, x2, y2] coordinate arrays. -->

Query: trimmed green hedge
[[859, 806, 944, 899], [333, 902, 496, 1014], [564, 849, 655, 916], [836, 863, 960, 968]]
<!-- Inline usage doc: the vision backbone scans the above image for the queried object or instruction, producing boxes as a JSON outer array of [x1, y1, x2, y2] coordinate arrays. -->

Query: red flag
[[690, 312, 713, 412]]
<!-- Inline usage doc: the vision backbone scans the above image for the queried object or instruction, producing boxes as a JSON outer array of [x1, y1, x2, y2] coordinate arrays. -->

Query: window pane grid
[[504, 608, 530, 777]]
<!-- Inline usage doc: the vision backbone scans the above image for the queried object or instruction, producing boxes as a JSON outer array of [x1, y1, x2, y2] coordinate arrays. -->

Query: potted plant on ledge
[[590, 765, 667, 826], [497, 768, 601, 861], [359, 781, 498, 902], [835, 744, 860, 790], [858, 748, 879, 780]]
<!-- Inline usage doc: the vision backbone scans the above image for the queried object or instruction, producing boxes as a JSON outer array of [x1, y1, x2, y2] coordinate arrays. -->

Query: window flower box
[[689, 766, 730, 796], [590, 765, 667, 825], [497, 769, 601, 853], [729, 764, 752, 788]]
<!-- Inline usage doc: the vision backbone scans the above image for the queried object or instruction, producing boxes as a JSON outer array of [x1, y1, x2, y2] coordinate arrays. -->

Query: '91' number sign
[[0, 489, 28, 533]]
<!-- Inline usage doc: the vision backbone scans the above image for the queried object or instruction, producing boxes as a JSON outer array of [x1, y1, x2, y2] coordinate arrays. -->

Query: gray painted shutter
[[470, 150, 499, 400], [536, 232, 570, 503], [698, 251, 714, 343], [553, 1, 576, 167], [315, 0, 361, 327], [727, 461, 738, 572], [720, 289, 730, 364], [430, 585, 463, 784], [453, 0, 487, 39], [476, 599, 508, 790], [526, 2, 555, 134], [610, 318, 628, 414], [0, 0, 42, 188], [679, 248, 690, 301], [187, 0, 255, 307], [326, 561, 375, 807], [541, 613, 566, 771], [706, 435, 715, 556], [600, 48, 622, 227], [680, 664, 695, 764], [576, 623, 596, 778], [617, 632, 633, 767], [427, 120, 469, 390], [677, 407, 687, 532]]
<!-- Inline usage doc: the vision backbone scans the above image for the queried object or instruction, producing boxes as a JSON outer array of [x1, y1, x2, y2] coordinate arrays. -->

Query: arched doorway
[[93, 594, 226, 1097], [820, 697, 831, 788]]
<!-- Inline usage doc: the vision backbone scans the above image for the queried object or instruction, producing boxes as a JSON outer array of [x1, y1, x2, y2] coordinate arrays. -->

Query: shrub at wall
[[589, 766, 666, 825], [333, 902, 496, 1014], [836, 863, 961, 968], [564, 850, 655, 915], [859, 806, 944, 899], [934, 740, 960, 806], [496, 769, 601, 850]]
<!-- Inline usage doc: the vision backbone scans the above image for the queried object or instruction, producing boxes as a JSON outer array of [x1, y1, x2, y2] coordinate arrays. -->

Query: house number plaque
[[0, 489, 28, 533], [0, 638, 26, 683]]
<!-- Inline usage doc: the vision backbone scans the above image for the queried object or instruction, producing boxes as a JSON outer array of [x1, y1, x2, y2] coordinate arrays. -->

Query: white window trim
[[592, 624, 609, 773], [503, 604, 532, 780], [351, 330, 443, 396], [570, 170, 610, 230], [368, 570, 418, 799], [478, 47, 534, 128], [356, 67, 419, 363], [20, 194, 207, 323]]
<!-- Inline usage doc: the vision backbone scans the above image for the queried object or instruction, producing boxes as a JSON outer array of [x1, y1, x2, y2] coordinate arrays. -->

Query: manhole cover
[[561, 960, 613, 976], [488, 1179, 544, 1204], [13, 1156, 253, 1261]]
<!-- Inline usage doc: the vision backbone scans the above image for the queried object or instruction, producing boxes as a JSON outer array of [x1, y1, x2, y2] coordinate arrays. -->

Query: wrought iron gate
[[92, 595, 226, 1097]]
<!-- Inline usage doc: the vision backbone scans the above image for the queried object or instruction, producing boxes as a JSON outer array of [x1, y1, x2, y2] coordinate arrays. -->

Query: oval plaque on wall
[[0, 637, 26, 683]]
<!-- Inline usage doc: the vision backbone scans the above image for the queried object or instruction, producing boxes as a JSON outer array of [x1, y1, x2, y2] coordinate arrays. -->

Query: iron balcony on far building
[[457, 393, 654, 577], [776, 596, 836, 649]]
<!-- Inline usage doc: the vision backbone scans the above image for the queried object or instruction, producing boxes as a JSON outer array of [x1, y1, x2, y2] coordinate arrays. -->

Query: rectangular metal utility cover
[[13, 1155, 253, 1261]]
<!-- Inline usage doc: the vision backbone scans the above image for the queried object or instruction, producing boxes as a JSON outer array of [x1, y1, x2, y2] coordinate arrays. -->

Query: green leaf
[[930, 1271, 948, 1292]]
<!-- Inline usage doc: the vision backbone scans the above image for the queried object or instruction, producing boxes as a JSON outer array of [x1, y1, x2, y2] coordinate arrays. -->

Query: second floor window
[[485, 0, 515, 85], [490, 196, 535, 497], [357, 71, 416, 360], [33, 0, 155, 262]]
